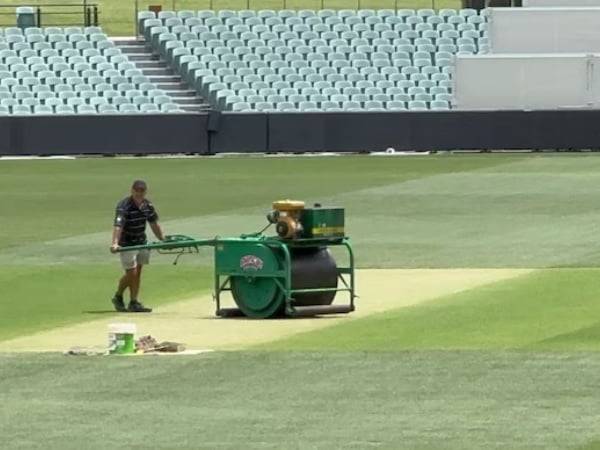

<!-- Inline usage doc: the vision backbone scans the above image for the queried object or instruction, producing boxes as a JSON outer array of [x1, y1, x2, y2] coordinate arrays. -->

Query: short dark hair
[[132, 180, 147, 191]]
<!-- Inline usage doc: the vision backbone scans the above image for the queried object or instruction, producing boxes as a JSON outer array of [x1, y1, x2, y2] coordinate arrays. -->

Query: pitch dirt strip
[[0, 269, 531, 352]]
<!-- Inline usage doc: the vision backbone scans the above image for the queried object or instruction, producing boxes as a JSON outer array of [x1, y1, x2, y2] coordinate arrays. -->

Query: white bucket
[[108, 323, 137, 355]]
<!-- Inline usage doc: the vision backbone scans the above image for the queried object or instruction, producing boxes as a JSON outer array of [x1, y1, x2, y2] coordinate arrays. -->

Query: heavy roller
[[118, 200, 356, 318]]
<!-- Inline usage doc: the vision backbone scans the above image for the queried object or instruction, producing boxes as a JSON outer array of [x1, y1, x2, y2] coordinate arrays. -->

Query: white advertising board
[[489, 7, 600, 53], [523, 0, 600, 6], [453, 54, 593, 110]]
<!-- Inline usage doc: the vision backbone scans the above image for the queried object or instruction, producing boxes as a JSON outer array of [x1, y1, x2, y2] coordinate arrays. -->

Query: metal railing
[[133, 0, 466, 20], [166, 0, 446, 9], [0, 2, 99, 28]]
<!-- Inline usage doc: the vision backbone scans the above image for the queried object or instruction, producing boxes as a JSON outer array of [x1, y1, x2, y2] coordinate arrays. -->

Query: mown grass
[[265, 268, 600, 351], [0, 155, 509, 250], [4, 154, 600, 449], [0, 264, 212, 341], [0, 155, 517, 339], [0, 0, 463, 36], [2, 351, 600, 450], [6, 154, 600, 341]]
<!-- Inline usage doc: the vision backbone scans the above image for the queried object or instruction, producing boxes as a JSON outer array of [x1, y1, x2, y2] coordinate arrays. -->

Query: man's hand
[[150, 222, 165, 241], [111, 226, 122, 253]]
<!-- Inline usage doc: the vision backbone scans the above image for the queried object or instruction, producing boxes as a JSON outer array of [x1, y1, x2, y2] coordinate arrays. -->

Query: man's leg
[[116, 270, 132, 297], [112, 269, 134, 311], [127, 258, 152, 312], [113, 252, 136, 312], [130, 265, 142, 301]]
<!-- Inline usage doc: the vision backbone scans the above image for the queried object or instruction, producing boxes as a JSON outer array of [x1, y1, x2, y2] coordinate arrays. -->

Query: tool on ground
[[118, 200, 356, 319], [64, 333, 186, 356], [136, 335, 186, 353]]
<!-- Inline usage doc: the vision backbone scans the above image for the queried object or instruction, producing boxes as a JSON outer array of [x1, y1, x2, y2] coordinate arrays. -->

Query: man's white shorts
[[119, 249, 150, 270]]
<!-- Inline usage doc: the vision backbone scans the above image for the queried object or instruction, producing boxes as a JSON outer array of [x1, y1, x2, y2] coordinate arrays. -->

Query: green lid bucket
[[108, 323, 136, 355]]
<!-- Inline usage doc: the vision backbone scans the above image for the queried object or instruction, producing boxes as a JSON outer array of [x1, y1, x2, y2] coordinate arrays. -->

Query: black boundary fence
[[3, 110, 600, 156]]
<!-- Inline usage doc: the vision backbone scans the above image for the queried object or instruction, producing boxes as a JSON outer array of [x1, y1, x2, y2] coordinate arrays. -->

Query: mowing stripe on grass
[[0, 269, 528, 351], [0, 264, 213, 342], [264, 268, 600, 351], [0, 154, 530, 344], [0, 154, 524, 267], [2, 351, 600, 450]]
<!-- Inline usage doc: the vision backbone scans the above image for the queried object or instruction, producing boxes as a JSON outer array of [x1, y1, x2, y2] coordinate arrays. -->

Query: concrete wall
[[489, 7, 600, 53], [453, 54, 595, 110]]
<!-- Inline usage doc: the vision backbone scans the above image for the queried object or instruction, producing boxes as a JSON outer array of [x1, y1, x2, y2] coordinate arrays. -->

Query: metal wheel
[[230, 276, 285, 318]]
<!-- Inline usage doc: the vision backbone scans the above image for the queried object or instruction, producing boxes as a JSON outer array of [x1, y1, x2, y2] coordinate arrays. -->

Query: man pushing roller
[[110, 180, 164, 313]]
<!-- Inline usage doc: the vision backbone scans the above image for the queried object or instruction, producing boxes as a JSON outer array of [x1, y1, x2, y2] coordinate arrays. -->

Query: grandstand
[[0, 24, 202, 115], [1, 3, 599, 154], [0, 7, 492, 116], [138, 9, 489, 112]]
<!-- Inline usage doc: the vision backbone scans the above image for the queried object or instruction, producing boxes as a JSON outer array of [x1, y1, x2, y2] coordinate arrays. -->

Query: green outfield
[[4, 154, 600, 449], [11, 0, 462, 36], [0, 154, 515, 339], [3, 351, 600, 450], [265, 268, 600, 351]]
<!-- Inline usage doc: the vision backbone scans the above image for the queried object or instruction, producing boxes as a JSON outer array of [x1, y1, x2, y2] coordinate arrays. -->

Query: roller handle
[[116, 235, 216, 253]]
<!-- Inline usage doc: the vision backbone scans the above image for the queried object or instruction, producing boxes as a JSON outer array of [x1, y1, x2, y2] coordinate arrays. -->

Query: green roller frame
[[118, 234, 356, 319]]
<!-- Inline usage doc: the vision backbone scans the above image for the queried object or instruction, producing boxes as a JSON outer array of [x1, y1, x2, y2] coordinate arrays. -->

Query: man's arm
[[150, 221, 165, 241], [111, 203, 126, 253], [110, 226, 122, 253], [147, 201, 164, 241]]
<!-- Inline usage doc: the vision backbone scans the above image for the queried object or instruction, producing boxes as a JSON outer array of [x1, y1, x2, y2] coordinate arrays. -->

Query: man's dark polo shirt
[[114, 197, 158, 247]]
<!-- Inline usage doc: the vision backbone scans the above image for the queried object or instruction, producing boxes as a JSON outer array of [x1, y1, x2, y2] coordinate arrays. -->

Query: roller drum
[[290, 247, 338, 307], [230, 246, 338, 318]]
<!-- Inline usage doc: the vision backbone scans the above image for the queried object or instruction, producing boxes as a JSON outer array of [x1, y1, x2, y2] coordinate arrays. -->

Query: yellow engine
[[267, 200, 305, 239]]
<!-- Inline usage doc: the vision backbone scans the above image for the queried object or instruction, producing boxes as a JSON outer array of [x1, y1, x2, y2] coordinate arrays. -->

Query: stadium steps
[[113, 38, 211, 112]]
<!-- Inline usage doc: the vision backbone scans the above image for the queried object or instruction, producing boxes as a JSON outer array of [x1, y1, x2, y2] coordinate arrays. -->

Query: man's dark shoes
[[128, 300, 152, 313], [112, 294, 126, 312]]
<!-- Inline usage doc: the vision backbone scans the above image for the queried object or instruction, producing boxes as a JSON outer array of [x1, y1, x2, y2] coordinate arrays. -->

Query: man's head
[[131, 180, 147, 203]]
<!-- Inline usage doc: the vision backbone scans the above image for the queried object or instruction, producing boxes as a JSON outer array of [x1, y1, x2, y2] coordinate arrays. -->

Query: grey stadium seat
[[138, 8, 489, 111]]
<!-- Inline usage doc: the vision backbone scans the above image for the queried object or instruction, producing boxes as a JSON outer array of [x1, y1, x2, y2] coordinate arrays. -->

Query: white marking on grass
[[0, 153, 438, 162], [0, 156, 75, 161]]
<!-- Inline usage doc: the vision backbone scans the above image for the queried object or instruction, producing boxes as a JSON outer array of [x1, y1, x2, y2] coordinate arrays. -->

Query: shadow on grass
[[533, 322, 600, 349], [577, 440, 600, 450], [204, 315, 344, 321], [83, 311, 344, 320]]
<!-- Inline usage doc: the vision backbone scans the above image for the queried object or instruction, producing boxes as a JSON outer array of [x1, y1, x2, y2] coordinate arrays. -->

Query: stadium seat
[[119, 103, 138, 113], [139, 8, 489, 112], [12, 105, 31, 114], [0, 25, 176, 115], [99, 104, 118, 114], [408, 100, 428, 110], [430, 100, 450, 110]]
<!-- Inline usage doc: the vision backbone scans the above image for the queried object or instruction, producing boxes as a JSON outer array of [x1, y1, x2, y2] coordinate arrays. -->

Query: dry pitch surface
[[0, 268, 530, 352]]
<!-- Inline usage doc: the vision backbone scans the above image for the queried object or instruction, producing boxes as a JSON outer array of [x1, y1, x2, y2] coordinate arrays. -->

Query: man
[[110, 180, 164, 313]]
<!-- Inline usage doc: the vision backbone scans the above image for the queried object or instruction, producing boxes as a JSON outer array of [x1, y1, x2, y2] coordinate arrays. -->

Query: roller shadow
[[201, 314, 346, 321]]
